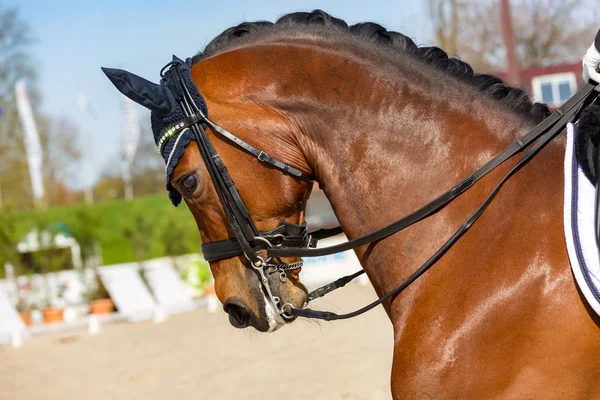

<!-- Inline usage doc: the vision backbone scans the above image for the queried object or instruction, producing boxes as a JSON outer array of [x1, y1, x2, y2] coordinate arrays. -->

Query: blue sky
[[7, 0, 433, 188]]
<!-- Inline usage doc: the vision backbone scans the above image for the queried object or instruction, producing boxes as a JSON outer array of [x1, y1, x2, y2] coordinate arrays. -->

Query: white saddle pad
[[564, 122, 600, 316]]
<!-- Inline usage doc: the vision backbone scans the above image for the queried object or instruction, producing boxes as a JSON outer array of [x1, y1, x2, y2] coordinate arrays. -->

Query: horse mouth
[[223, 300, 252, 329]]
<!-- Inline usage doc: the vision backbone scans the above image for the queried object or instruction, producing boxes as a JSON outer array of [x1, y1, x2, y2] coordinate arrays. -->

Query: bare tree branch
[[429, 0, 599, 71]]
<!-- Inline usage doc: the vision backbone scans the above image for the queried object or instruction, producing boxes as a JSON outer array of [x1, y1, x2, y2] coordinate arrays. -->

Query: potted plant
[[41, 303, 64, 323], [86, 275, 115, 314], [0, 205, 33, 323], [31, 222, 69, 324], [15, 277, 45, 326], [15, 295, 32, 326], [40, 276, 67, 324]]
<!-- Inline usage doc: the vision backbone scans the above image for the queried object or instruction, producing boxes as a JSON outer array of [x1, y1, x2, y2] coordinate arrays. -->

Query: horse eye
[[182, 174, 197, 190]]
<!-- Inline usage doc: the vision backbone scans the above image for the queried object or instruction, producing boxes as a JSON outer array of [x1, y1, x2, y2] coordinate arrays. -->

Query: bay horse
[[105, 11, 600, 399]]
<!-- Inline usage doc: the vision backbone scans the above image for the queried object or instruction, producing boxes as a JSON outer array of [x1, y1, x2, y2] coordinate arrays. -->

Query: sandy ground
[[0, 284, 393, 400]]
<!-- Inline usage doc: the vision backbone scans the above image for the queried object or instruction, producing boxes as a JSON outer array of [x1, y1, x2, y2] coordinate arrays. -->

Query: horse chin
[[221, 272, 307, 332]]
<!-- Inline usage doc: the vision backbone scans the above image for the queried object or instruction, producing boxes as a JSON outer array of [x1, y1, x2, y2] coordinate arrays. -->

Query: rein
[[158, 57, 599, 321], [294, 83, 599, 320]]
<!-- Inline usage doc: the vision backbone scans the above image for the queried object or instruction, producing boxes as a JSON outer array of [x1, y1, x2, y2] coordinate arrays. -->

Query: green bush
[[160, 206, 200, 260], [122, 207, 155, 265], [0, 205, 26, 278], [2, 195, 201, 266], [71, 206, 101, 267]]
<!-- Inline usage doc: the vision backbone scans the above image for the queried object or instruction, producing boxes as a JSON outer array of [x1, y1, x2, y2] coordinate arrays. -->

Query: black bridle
[[160, 60, 321, 318], [160, 58, 599, 321]]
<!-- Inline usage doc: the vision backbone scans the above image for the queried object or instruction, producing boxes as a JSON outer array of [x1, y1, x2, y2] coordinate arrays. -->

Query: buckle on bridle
[[252, 236, 275, 249], [257, 151, 269, 162]]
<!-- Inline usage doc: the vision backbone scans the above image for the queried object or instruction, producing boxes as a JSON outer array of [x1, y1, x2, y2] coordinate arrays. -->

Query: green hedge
[[9, 195, 201, 266]]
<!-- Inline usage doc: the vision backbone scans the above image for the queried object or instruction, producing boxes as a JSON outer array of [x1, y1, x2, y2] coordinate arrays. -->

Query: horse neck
[[270, 45, 537, 297], [201, 40, 537, 298]]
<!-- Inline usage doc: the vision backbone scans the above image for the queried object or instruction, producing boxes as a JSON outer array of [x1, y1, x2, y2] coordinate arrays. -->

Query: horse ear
[[101, 67, 176, 117]]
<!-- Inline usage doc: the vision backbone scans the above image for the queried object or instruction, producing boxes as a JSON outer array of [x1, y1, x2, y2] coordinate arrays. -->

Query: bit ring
[[280, 303, 295, 320]]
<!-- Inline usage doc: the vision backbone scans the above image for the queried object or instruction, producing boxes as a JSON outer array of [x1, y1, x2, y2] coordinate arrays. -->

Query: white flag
[[15, 80, 44, 202], [77, 87, 97, 119], [122, 96, 140, 166]]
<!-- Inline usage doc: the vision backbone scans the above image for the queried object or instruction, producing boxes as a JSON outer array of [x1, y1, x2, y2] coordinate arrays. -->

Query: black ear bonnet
[[153, 57, 208, 206], [102, 56, 208, 206]]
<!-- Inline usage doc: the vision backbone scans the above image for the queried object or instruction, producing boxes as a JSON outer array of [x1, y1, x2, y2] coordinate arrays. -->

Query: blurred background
[[0, 1, 599, 399]]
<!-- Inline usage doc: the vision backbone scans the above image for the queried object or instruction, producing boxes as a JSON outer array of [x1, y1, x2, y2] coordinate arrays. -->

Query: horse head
[[103, 52, 314, 332]]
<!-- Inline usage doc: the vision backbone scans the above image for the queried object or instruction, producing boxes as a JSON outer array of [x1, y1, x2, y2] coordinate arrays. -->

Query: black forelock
[[191, 10, 550, 124]]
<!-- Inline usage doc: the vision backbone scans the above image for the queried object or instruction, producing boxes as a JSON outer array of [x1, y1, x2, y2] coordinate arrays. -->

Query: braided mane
[[192, 10, 550, 124]]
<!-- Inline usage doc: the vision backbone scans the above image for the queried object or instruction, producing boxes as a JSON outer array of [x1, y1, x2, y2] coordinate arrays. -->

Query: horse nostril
[[223, 300, 252, 329]]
